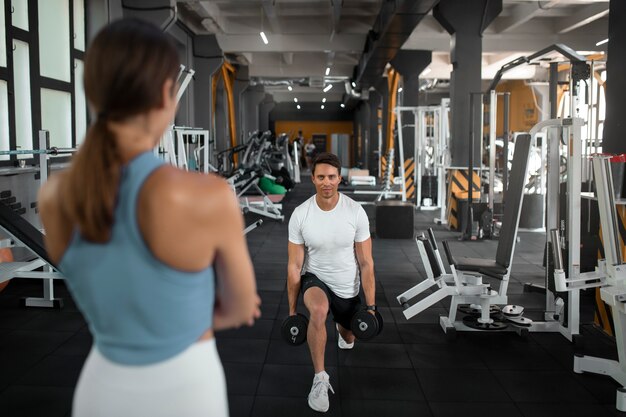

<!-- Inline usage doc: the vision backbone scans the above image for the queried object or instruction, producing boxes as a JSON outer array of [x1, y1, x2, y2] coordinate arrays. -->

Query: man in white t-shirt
[[287, 152, 376, 413]]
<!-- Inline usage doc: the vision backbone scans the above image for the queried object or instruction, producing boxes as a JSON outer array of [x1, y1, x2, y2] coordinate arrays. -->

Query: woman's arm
[[209, 180, 261, 330]]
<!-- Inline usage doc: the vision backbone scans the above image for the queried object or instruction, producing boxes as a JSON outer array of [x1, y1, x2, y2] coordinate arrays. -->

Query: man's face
[[312, 163, 341, 200]]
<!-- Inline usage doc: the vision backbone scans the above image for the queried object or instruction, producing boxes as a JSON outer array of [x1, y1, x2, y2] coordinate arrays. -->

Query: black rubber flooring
[[0, 180, 623, 417]]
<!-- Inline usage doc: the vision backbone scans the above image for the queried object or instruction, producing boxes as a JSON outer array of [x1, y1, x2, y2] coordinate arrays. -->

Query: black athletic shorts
[[300, 272, 362, 331]]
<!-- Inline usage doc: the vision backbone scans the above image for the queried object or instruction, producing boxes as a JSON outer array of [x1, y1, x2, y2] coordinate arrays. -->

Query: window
[[73, 0, 84, 51], [38, 0, 71, 82], [41, 88, 72, 149], [0, 0, 86, 166], [0, 2, 6, 67], [74, 59, 86, 144], [13, 39, 33, 156], [11, 0, 28, 31], [0, 81, 9, 161]]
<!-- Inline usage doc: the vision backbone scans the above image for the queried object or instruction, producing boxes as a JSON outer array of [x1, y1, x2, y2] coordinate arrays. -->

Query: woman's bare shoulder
[[139, 167, 241, 268], [144, 166, 239, 226]]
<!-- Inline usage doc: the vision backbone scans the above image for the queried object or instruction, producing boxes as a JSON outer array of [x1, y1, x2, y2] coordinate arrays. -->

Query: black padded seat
[[0, 202, 52, 266], [442, 240, 508, 279], [440, 134, 532, 282]]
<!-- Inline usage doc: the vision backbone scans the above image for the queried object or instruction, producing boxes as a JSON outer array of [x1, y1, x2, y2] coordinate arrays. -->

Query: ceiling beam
[[555, 3, 609, 34], [249, 63, 355, 78], [187, 1, 229, 33], [330, 0, 343, 39], [261, 0, 281, 34], [405, 19, 608, 53], [282, 52, 294, 65], [495, 1, 555, 33], [216, 33, 365, 53]]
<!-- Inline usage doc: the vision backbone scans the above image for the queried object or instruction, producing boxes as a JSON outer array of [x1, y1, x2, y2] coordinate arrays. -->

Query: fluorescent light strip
[[596, 38, 608, 46], [322, 98, 326, 103], [294, 97, 298, 103], [323, 84, 332, 92], [325, 67, 330, 76], [351, 82, 356, 88], [321, 105, 325, 109], [260, 31, 268, 44], [287, 85, 293, 91], [297, 104, 301, 109], [398, 87, 403, 93]]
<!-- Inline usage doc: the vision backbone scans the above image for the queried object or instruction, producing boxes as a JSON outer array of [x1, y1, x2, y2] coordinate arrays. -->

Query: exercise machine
[[552, 155, 626, 412], [396, 134, 532, 335], [0, 130, 71, 308]]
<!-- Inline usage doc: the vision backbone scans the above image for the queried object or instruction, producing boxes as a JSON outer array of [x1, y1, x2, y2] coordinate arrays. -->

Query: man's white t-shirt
[[288, 193, 370, 298]]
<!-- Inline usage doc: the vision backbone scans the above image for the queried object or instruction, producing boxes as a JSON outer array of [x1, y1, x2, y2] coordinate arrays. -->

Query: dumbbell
[[281, 308, 384, 346], [281, 313, 309, 346], [350, 308, 384, 341]]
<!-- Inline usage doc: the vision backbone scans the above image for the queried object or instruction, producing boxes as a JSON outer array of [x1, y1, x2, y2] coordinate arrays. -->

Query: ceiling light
[[323, 84, 333, 92], [351, 82, 356, 88], [287, 85, 293, 91], [321, 105, 325, 109], [340, 103, 345, 108], [260, 31, 268, 45], [596, 38, 608, 46], [294, 97, 298, 103], [297, 104, 301, 109], [421, 67, 432, 76], [322, 98, 326, 103], [398, 87, 403, 93], [325, 67, 330, 76]]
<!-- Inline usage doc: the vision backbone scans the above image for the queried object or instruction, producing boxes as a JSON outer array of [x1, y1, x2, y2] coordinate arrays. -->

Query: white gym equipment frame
[[396, 134, 532, 336], [0, 131, 67, 308], [526, 117, 584, 341], [396, 118, 587, 340], [374, 102, 450, 208], [354, 107, 409, 203], [552, 155, 626, 412], [227, 169, 285, 222], [291, 140, 301, 184]]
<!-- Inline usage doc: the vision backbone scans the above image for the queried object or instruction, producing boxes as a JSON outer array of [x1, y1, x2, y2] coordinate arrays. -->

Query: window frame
[[1, 0, 87, 167]]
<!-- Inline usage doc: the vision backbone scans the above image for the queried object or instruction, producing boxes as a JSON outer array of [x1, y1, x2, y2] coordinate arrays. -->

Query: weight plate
[[351, 310, 378, 341], [462, 315, 508, 331], [281, 314, 308, 346]]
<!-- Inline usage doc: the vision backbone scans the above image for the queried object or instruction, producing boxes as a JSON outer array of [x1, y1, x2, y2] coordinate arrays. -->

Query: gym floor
[[0, 181, 623, 417]]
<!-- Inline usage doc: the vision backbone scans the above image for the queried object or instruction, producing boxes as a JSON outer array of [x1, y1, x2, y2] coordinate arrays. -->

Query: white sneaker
[[337, 325, 354, 350], [308, 371, 335, 412]]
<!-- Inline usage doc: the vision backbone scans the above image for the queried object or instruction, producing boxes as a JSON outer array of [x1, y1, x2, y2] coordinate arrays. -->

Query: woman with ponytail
[[38, 18, 260, 417]]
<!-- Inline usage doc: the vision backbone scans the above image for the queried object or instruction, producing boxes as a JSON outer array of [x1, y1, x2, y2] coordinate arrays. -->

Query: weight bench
[[397, 134, 532, 336], [0, 202, 65, 308]]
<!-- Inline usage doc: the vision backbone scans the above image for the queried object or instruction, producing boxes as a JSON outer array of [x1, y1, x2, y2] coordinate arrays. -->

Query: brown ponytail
[[61, 18, 180, 243], [61, 118, 120, 242]]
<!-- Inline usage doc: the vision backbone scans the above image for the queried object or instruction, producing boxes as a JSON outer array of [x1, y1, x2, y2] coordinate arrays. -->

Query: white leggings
[[73, 339, 229, 417]]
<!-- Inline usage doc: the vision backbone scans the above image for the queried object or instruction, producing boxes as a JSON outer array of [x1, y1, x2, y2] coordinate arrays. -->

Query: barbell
[[0, 147, 77, 156]]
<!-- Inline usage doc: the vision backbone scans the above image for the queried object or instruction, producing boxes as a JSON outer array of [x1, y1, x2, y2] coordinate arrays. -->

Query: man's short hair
[[312, 152, 341, 175]]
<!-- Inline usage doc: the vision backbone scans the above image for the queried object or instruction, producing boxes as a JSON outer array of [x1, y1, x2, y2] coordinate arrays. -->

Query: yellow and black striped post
[[380, 149, 395, 186], [446, 169, 481, 230], [404, 157, 415, 202]]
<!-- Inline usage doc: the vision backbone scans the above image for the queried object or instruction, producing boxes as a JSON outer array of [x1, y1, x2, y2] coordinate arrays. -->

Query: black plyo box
[[375, 200, 414, 239]]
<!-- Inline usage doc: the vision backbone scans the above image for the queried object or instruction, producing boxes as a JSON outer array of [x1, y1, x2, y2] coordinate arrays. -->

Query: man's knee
[[304, 289, 329, 324], [308, 302, 328, 324]]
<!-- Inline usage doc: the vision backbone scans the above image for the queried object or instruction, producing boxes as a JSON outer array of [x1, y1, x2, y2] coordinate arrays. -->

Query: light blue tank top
[[59, 152, 215, 365]]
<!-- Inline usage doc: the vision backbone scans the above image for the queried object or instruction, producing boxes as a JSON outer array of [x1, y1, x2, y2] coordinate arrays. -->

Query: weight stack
[[375, 200, 414, 239]]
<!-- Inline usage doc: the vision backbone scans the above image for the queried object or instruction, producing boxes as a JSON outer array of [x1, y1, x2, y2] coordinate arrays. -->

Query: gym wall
[[274, 121, 354, 154], [495, 80, 541, 134]]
